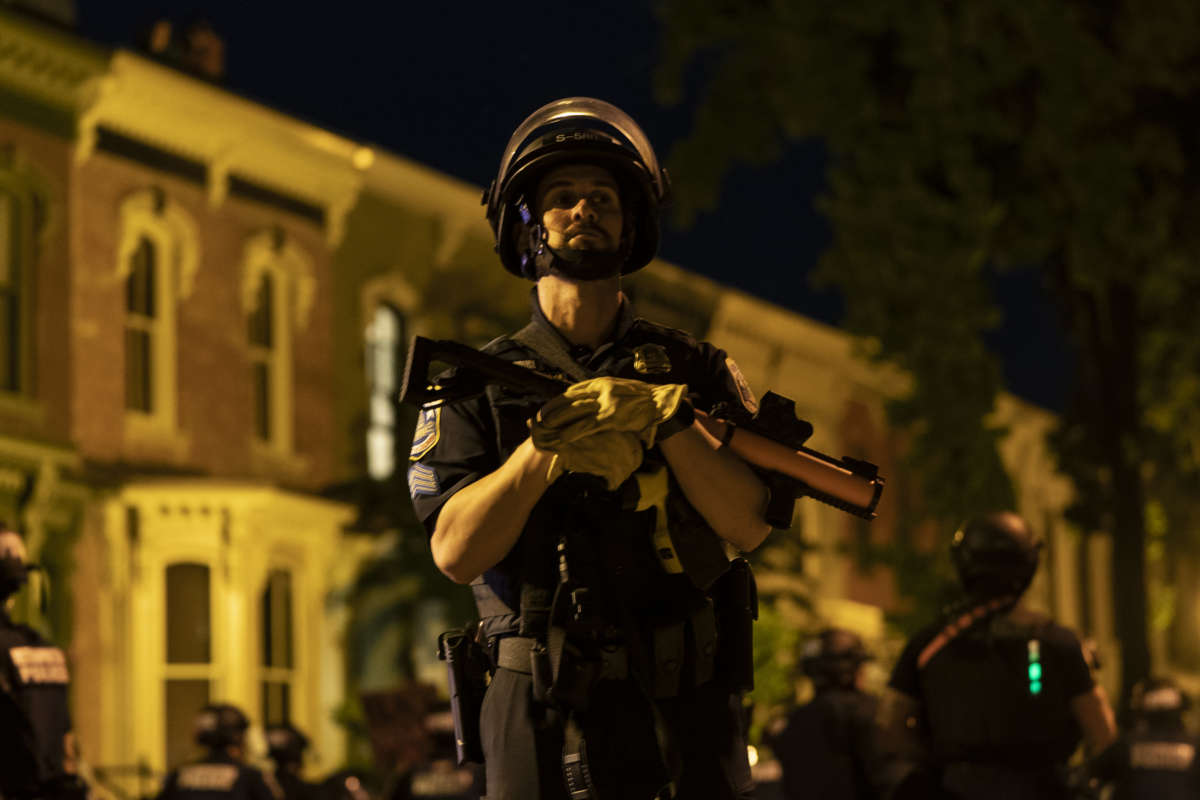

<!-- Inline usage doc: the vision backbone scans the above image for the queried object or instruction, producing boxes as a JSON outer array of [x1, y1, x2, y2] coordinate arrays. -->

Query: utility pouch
[[531, 641, 553, 706], [437, 627, 489, 765], [711, 557, 758, 693], [550, 641, 602, 712]]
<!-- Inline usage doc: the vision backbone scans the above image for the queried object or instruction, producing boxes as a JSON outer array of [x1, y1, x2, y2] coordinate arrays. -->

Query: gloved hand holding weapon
[[402, 336, 886, 573]]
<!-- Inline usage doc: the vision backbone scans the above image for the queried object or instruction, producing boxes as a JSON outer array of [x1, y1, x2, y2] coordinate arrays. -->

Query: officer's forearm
[[431, 438, 556, 584], [659, 421, 771, 551], [1071, 685, 1118, 756]]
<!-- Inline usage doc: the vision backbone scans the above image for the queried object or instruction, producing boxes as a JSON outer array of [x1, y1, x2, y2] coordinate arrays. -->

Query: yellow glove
[[532, 376, 688, 448], [543, 429, 646, 491]]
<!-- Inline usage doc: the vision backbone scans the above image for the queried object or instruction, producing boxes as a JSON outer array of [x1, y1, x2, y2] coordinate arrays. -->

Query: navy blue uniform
[[889, 608, 1094, 799], [156, 753, 278, 800], [410, 294, 772, 800], [0, 609, 76, 799], [768, 688, 880, 800]]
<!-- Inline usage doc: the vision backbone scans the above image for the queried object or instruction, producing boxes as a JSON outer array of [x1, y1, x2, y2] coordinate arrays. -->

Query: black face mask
[[0, 556, 29, 599]]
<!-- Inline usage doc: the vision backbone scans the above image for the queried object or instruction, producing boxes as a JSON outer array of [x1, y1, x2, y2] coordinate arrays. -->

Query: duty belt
[[496, 635, 630, 681]]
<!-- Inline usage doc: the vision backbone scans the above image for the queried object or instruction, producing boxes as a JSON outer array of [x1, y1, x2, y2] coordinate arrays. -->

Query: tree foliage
[[657, 0, 1200, 693]]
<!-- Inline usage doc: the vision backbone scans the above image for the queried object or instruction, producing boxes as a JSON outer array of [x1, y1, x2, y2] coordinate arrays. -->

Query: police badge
[[632, 344, 672, 375]]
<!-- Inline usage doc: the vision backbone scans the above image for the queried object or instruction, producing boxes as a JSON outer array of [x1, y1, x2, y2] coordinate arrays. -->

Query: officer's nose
[[571, 197, 598, 222]]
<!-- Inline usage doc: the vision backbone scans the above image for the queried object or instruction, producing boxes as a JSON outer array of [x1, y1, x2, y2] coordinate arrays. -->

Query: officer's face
[[536, 164, 623, 256]]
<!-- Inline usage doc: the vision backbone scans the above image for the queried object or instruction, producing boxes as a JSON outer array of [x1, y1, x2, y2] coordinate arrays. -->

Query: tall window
[[365, 305, 405, 480], [260, 568, 295, 725], [164, 563, 212, 768], [125, 237, 157, 413], [248, 273, 275, 441], [0, 189, 20, 393]]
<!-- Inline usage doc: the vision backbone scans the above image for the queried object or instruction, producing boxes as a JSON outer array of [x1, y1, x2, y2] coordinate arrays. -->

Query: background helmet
[[1129, 676, 1190, 727], [484, 97, 672, 279], [194, 703, 250, 750], [950, 511, 1042, 600], [0, 523, 31, 598], [801, 628, 871, 689], [265, 722, 310, 766]]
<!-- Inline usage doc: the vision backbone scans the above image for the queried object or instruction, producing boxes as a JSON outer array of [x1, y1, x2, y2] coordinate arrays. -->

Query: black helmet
[[801, 628, 871, 689], [194, 703, 250, 750], [950, 511, 1042, 600], [1130, 676, 1190, 722], [265, 722, 310, 766], [484, 97, 671, 279]]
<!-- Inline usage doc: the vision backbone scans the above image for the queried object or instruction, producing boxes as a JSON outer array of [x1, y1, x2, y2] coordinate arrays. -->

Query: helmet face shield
[[485, 97, 671, 278]]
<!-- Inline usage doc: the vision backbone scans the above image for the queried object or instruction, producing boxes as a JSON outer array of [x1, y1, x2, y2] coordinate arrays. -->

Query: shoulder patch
[[409, 407, 441, 461], [8, 646, 69, 685], [725, 357, 759, 414], [633, 344, 672, 375], [177, 764, 239, 792], [408, 463, 441, 498]]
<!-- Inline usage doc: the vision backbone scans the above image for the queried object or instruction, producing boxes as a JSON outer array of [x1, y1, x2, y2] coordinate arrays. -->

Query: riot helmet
[[950, 511, 1042, 600], [801, 627, 872, 690], [1129, 676, 1191, 729], [0, 522, 31, 599], [265, 721, 310, 767], [194, 703, 250, 751], [484, 97, 671, 280]]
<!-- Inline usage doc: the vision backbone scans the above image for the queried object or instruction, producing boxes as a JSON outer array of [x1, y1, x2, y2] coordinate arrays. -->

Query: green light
[[1030, 680, 1043, 695], [1028, 663, 1042, 681]]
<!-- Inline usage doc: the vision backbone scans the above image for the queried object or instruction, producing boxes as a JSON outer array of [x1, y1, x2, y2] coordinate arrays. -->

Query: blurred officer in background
[[156, 703, 278, 800], [766, 628, 882, 799], [0, 520, 87, 800], [877, 511, 1118, 799], [265, 722, 321, 800], [1087, 676, 1200, 799]]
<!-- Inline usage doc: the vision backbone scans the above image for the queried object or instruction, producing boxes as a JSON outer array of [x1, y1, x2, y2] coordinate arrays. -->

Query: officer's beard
[[538, 245, 624, 282]]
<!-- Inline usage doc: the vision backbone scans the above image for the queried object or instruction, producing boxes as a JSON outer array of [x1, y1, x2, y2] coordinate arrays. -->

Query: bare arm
[[430, 438, 556, 584], [1070, 685, 1118, 757], [658, 420, 771, 551]]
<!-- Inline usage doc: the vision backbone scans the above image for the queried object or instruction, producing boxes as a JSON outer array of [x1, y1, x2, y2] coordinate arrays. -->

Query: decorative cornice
[[75, 51, 367, 246], [0, 12, 108, 110]]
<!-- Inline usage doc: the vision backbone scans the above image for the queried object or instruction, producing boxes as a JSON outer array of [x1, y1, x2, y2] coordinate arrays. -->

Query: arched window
[[248, 272, 275, 441], [116, 188, 200, 434], [124, 237, 157, 412], [260, 568, 295, 725], [365, 304, 405, 480], [241, 230, 314, 456], [164, 562, 212, 768]]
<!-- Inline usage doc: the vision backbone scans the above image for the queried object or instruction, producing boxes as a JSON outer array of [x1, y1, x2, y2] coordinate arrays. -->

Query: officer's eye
[[549, 191, 576, 208]]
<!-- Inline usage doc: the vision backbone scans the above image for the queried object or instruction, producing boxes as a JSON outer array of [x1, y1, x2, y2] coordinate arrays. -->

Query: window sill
[[0, 391, 44, 425], [123, 411, 192, 463], [250, 439, 310, 482]]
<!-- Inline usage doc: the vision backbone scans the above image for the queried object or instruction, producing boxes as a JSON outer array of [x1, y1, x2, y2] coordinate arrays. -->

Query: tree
[[656, 0, 1200, 697]]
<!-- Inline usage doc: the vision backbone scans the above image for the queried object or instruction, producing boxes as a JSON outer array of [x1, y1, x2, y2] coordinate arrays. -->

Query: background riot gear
[[950, 511, 1042, 600], [265, 723, 310, 767], [484, 97, 671, 279], [1129, 676, 1190, 729], [194, 704, 250, 751], [801, 628, 871, 691]]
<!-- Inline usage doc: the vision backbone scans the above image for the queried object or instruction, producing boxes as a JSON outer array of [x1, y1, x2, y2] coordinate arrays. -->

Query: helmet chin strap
[[516, 195, 631, 281]]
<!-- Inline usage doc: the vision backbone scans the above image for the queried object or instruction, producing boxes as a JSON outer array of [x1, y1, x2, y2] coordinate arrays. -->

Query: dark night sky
[[72, 1, 1072, 412]]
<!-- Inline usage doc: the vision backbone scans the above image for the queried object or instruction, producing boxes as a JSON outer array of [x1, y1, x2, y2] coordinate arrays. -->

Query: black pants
[[479, 667, 754, 799]]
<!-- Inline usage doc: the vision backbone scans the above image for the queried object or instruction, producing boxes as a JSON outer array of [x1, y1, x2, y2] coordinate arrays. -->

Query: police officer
[[766, 628, 881, 799], [265, 722, 320, 800], [155, 704, 278, 800], [409, 98, 783, 799], [876, 511, 1118, 799], [0, 521, 87, 800], [1087, 676, 1200, 799]]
